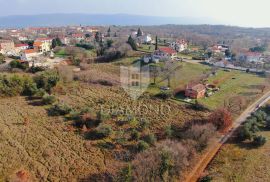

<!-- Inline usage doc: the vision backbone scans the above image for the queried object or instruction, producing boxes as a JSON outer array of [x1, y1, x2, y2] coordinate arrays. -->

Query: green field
[[200, 70, 266, 109], [150, 62, 266, 110]]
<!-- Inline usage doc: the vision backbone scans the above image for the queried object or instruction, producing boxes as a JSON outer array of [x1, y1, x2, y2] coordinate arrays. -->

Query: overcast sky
[[0, 0, 269, 27]]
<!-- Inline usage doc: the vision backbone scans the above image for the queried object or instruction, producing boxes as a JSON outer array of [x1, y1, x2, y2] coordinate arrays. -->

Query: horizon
[[0, 0, 270, 28]]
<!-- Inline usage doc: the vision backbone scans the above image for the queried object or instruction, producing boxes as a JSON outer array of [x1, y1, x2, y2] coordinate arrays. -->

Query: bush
[[9, 60, 27, 70], [208, 108, 232, 132], [42, 94, 56, 105], [137, 140, 150, 152], [130, 129, 141, 141], [252, 110, 267, 123], [34, 70, 60, 93], [95, 124, 113, 138], [253, 135, 267, 147], [138, 118, 150, 131], [155, 91, 173, 100], [0, 74, 38, 97], [143, 133, 157, 145], [164, 125, 174, 138], [184, 124, 216, 151], [132, 140, 195, 181], [97, 111, 110, 122], [48, 103, 72, 116]]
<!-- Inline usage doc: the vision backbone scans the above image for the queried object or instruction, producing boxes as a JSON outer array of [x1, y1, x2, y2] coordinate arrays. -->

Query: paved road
[[185, 90, 270, 182]]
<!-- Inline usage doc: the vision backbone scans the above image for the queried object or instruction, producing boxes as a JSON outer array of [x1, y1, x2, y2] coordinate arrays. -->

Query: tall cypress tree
[[127, 35, 138, 51], [155, 36, 158, 50], [137, 28, 143, 37]]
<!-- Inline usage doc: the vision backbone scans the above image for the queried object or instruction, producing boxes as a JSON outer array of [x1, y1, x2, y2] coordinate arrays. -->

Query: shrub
[[97, 111, 110, 122], [137, 140, 150, 152], [155, 91, 173, 100], [199, 176, 213, 182], [138, 118, 150, 131], [95, 124, 113, 138], [42, 94, 56, 105], [28, 66, 45, 73], [252, 110, 267, 123], [22, 78, 38, 96], [132, 140, 195, 181], [143, 133, 157, 145], [253, 135, 267, 147], [208, 108, 232, 132], [9, 60, 27, 70], [34, 70, 60, 93], [48, 103, 72, 116], [117, 164, 132, 182], [238, 124, 254, 141], [164, 125, 174, 138], [184, 124, 216, 151], [130, 129, 141, 141]]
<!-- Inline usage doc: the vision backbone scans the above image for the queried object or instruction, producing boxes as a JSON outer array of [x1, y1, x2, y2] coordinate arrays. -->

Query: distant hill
[[0, 14, 220, 28]]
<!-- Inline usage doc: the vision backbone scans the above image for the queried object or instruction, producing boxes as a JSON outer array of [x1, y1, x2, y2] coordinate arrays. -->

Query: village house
[[238, 51, 263, 62], [34, 38, 53, 53], [0, 40, 16, 55], [170, 39, 188, 52], [185, 83, 206, 99], [20, 49, 42, 61], [153, 47, 177, 61], [72, 33, 85, 42], [211, 44, 229, 54], [15, 44, 29, 56]]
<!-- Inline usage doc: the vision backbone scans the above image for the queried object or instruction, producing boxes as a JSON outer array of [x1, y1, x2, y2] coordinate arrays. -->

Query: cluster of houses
[[142, 39, 189, 63], [0, 25, 101, 68]]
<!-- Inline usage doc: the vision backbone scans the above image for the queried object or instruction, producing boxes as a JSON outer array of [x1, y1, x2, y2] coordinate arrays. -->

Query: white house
[[20, 49, 42, 61], [170, 39, 188, 52], [153, 47, 177, 61]]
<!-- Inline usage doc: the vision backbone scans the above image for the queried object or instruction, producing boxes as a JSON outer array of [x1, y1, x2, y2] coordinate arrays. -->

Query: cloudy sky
[[0, 0, 269, 27]]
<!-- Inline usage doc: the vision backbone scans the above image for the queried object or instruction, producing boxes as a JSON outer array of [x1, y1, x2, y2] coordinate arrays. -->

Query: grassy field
[[206, 130, 270, 182], [137, 44, 155, 53], [200, 69, 266, 109], [0, 97, 105, 181], [0, 61, 209, 180]]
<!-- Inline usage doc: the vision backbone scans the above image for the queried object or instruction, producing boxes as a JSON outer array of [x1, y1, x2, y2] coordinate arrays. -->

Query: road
[[184, 90, 270, 182], [0, 58, 12, 71]]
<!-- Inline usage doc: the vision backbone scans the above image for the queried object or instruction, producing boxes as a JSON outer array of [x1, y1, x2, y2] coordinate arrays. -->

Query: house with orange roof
[[20, 49, 42, 61], [153, 47, 177, 61], [34, 38, 53, 53], [185, 83, 206, 99]]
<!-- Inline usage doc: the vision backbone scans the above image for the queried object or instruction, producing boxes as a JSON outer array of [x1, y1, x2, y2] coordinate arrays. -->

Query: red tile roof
[[15, 44, 28, 47], [24, 49, 37, 54], [186, 83, 205, 92], [159, 47, 177, 54]]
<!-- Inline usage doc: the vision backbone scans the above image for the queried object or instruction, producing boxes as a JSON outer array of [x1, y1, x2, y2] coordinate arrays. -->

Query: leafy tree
[[52, 39, 57, 48], [34, 70, 60, 93], [106, 39, 113, 48], [85, 33, 91, 38]]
